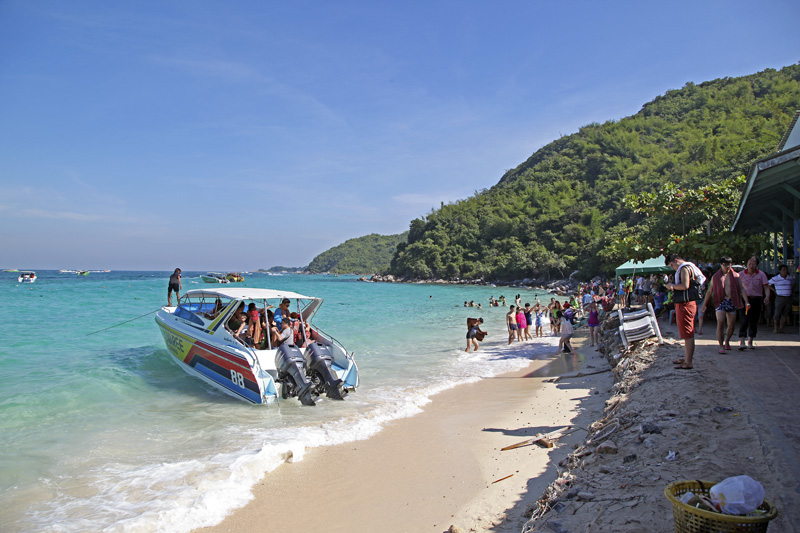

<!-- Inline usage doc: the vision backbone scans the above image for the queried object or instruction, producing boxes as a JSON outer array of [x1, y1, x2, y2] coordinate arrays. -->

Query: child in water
[[534, 305, 545, 338]]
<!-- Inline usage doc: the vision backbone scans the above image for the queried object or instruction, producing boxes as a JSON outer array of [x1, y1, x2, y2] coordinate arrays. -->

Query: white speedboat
[[18, 271, 36, 283], [155, 288, 359, 406], [201, 272, 230, 284]]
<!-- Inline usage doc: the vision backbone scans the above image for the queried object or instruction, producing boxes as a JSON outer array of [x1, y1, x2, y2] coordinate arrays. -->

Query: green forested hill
[[306, 232, 408, 274], [389, 64, 800, 281]]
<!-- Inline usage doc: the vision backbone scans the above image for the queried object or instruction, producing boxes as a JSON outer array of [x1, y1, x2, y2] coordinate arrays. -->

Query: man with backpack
[[665, 253, 706, 370]]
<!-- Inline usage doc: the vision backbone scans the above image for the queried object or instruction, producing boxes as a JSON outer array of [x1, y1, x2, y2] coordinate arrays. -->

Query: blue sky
[[1, 1, 798, 271]]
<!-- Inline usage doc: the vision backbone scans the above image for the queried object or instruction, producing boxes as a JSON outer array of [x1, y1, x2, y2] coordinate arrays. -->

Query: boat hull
[[18, 272, 36, 283], [155, 316, 274, 404], [154, 287, 358, 406], [201, 275, 229, 284]]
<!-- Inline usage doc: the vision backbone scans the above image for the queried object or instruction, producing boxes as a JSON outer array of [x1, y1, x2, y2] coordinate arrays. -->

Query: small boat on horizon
[[225, 272, 244, 283], [77, 270, 89, 276], [18, 271, 36, 283], [155, 287, 358, 406], [201, 272, 230, 284]]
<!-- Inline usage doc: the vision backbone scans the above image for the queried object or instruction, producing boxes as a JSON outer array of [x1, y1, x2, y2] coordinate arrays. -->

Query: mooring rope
[[86, 309, 160, 336]]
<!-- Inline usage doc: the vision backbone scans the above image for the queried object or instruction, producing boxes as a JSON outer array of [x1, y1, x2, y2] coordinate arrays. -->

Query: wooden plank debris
[[500, 427, 582, 452], [543, 368, 611, 383]]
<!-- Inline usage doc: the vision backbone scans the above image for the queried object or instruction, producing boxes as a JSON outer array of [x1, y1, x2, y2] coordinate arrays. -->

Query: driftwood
[[501, 434, 554, 451], [492, 474, 514, 484], [501, 427, 583, 452], [543, 368, 612, 383]]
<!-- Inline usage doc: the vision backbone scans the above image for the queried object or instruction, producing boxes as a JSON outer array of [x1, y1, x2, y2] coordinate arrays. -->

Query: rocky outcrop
[[367, 274, 584, 296]]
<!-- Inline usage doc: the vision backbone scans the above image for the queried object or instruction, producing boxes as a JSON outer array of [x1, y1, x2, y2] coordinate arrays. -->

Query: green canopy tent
[[615, 256, 674, 278]]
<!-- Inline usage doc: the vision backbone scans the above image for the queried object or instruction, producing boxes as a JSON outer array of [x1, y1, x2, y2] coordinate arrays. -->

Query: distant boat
[[201, 272, 230, 284], [226, 272, 245, 283], [77, 270, 89, 276], [18, 271, 36, 283], [4, 269, 20, 272]]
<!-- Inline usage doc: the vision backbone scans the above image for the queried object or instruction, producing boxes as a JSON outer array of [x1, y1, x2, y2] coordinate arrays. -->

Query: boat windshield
[[175, 294, 232, 325]]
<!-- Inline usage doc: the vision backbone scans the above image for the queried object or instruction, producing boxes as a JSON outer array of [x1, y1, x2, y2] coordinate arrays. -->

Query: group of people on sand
[[664, 253, 795, 371], [226, 298, 313, 350], [504, 302, 544, 343], [465, 295, 604, 354]]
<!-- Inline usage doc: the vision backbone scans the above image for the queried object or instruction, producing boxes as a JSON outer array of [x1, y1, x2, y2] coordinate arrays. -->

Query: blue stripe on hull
[[194, 362, 263, 404]]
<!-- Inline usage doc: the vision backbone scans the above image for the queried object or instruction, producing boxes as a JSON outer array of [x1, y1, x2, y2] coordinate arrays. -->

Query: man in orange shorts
[[665, 253, 706, 369]]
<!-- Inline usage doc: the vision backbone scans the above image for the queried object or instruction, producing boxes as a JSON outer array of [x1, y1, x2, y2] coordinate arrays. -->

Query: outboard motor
[[304, 342, 347, 400], [275, 344, 317, 406]]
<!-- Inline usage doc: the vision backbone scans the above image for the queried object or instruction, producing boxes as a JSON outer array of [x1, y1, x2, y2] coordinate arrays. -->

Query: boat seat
[[618, 303, 663, 349]]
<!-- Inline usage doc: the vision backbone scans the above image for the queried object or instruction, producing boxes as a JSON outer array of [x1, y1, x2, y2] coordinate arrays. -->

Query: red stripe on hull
[[184, 343, 256, 382]]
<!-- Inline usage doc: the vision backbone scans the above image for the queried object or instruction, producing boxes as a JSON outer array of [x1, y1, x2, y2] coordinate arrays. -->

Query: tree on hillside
[[307, 232, 408, 274], [599, 175, 768, 266], [387, 64, 800, 281]]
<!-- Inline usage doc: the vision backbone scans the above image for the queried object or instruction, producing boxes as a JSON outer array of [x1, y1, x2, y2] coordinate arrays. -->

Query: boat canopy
[[182, 287, 323, 323], [183, 287, 318, 302]]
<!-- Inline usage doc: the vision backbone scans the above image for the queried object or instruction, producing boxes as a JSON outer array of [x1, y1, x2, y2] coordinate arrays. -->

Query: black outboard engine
[[275, 344, 317, 406], [304, 342, 347, 400]]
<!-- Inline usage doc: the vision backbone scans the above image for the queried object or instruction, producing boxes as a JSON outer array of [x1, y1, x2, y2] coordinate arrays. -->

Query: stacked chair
[[618, 303, 664, 348]]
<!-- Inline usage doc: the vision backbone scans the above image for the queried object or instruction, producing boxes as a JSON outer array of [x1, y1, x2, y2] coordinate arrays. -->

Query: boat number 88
[[230, 370, 245, 388]]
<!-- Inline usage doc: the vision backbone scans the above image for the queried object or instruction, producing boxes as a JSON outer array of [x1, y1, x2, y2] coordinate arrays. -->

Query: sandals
[[673, 358, 685, 365], [724, 344, 732, 350], [718, 349, 726, 354], [675, 363, 694, 370]]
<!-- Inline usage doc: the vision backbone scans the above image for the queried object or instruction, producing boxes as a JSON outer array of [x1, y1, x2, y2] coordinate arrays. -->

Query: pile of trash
[[675, 475, 767, 516]]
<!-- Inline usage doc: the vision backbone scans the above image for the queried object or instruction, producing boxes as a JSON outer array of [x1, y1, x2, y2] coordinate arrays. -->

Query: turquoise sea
[[0, 271, 561, 532]]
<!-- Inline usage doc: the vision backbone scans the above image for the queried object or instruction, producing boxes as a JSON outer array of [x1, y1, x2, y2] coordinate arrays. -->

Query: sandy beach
[[197, 311, 800, 533], [199, 335, 614, 533], [519, 316, 800, 532]]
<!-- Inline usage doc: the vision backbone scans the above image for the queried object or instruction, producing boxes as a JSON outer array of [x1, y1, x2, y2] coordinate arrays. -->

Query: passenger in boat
[[227, 303, 248, 338], [247, 303, 262, 345], [168, 268, 182, 306], [289, 312, 305, 347], [264, 309, 281, 348], [303, 320, 315, 344], [205, 298, 223, 318], [277, 318, 293, 346], [273, 298, 291, 328]]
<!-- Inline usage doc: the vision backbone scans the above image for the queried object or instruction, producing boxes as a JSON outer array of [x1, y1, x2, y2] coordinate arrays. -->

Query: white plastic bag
[[710, 475, 765, 515]]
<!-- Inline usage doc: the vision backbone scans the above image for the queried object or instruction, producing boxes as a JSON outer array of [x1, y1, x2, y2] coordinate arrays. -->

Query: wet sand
[[198, 336, 612, 533]]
